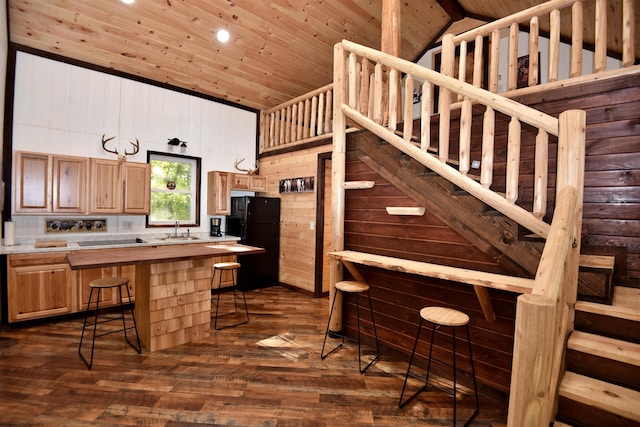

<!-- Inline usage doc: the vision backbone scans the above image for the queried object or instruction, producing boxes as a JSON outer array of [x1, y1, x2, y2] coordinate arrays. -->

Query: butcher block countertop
[[67, 243, 265, 270]]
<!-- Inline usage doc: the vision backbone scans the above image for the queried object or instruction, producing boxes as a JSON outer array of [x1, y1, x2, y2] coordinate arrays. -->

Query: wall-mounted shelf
[[386, 207, 425, 216], [343, 181, 375, 189]]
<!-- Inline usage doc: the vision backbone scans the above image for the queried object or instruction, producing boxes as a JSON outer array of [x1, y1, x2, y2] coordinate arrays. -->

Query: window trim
[[146, 150, 202, 229]]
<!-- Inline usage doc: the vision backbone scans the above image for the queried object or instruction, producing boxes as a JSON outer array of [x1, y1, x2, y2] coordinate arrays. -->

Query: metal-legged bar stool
[[399, 306, 479, 426], [78, 277, 142, 369], [211, 261, 249, 330], [321, 280, 380, 373]]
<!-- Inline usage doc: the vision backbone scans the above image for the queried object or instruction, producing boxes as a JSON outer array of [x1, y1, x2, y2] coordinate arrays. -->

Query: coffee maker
[[210, 217, 222, 237]]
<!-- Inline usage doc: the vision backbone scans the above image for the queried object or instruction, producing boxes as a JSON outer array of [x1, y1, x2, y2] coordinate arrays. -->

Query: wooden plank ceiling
[[7, 0, 635, 111]]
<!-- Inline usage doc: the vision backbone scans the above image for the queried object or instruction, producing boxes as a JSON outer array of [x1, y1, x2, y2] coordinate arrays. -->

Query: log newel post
[[329, 42, 347, 333]]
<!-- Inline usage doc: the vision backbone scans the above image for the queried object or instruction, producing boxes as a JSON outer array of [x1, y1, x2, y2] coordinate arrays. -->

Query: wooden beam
[[381, 0, 401, 56], [435, 0, 466, 22]]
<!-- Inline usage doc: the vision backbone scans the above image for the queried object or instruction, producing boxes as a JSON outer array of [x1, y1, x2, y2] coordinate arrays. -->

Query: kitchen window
[[146, 151, 201, 228]]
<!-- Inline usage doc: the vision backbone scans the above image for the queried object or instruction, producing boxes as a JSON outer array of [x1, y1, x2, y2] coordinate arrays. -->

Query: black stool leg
[[464, 324, 479, 426], [214, 267, 248, 330], [358, 290, 379, 373], [119, 284, 142, 353], [78, 287, 100, 369], [399, 317, 426, 408], [320, 290, 343, 359]]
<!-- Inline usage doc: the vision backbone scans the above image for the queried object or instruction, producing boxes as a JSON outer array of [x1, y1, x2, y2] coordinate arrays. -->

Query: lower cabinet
[[7, 253, 73, 322]]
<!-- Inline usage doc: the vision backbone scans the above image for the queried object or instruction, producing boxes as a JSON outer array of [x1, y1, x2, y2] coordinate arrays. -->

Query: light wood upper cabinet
[[52, 155, 88, 213], [208, 171, 232, 215], [14, 152, 88, 214], [14, 151, 51, 213], [232, 174, 267, 191], [248, 175, 267, 191], [123, 162, 151, 214], [232, 173, 250, 190], [90, 158, 150, 214], [90, 158, 122, 213]]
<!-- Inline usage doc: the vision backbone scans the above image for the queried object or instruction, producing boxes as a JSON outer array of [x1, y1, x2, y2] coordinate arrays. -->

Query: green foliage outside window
[[149, 157, 195, 223]]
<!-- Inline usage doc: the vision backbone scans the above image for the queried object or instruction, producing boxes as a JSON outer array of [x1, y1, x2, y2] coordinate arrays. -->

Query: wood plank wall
[[258, 146, 332, 293], [512, 72, 640, 286], [343, 151, 517, 393]]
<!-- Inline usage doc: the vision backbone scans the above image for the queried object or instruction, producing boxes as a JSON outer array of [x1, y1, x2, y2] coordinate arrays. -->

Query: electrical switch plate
[[310, 221, 315, 230]]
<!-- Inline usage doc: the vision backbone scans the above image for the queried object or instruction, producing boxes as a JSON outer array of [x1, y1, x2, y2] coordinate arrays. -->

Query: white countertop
[[0, 233, 241, 255]]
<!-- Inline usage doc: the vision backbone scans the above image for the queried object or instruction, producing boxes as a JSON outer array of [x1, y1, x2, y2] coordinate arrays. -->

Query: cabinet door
[[232, 174, 250, 190], [52, 155, 88, 213], [123, 162, 151, 214], [90, 158, 122, 213], [8, 263, 72, 322], [249, 176, 267, 192], [119, 264, 136, 303], [76, 266, 121, 311], [207, 171, 231, 215], [14, 151, 51, 213]]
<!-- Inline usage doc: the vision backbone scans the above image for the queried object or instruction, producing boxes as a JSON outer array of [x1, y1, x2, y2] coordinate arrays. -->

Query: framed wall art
[[279, 177, 314, 193]]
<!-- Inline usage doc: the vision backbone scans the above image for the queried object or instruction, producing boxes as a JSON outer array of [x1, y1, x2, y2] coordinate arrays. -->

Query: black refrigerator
[[225, 196, 280, 290]]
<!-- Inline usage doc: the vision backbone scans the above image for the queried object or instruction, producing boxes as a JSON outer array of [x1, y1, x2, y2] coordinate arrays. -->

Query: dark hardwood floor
[[0, 286, 507, 426]]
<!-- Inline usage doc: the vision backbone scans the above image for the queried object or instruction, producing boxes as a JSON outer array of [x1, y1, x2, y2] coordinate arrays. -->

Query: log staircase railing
[[331, 37, 586, 426]]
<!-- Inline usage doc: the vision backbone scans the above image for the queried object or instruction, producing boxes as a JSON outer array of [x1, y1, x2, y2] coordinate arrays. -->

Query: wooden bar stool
[[78, 277, 142, 369], [321, 280, 380, 373], [211, 261, 249, 330], [399, 306, 479, 426]]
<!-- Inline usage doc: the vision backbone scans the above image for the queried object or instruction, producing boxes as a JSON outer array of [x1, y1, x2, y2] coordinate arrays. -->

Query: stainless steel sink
[[160, 236, 200, 241], [77, 238, 146, 246]]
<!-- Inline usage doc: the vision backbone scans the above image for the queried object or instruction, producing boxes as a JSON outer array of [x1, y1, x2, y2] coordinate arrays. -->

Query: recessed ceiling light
[[121, 0, 135, 4], [216, 29, 230, 43]]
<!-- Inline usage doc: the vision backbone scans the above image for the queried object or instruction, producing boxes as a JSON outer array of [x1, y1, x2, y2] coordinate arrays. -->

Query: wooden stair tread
[[613, 286, 640, 311], [559, 371, 640, 422], [568, 331, 640, 367], [575, 300, 640, 322]]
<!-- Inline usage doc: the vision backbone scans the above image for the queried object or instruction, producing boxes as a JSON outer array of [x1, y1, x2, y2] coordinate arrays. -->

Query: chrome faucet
[[174, 221, 180, 237]]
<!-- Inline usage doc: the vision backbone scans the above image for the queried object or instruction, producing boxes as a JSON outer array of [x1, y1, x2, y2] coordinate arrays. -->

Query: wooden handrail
[[339, 39, 556, 237]]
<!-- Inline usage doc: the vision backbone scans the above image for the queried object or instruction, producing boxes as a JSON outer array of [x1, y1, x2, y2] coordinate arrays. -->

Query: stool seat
[[89, 277, 129, 288], [213, 262, 241, 270], [420, 306, 469, 327], [335, 280, 369, 293]]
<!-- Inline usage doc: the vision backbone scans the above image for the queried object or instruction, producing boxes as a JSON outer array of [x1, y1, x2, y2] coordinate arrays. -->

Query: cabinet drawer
[[9, 252, 70, 267]]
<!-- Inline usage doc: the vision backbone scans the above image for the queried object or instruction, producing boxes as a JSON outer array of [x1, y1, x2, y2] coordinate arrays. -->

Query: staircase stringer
[[342, 104, 552, 240]]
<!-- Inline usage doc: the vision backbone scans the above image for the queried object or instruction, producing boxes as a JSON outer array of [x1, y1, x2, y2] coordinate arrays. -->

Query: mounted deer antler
[[101, 134, 140, 161], [234, 158, 260, 175]]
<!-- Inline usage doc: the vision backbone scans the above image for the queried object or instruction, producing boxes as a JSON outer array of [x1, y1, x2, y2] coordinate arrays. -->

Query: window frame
[[146, 150, 202, 229]]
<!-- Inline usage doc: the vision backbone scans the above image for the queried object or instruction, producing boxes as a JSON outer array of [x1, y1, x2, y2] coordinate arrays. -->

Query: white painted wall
[[10, 52, 257, 241]]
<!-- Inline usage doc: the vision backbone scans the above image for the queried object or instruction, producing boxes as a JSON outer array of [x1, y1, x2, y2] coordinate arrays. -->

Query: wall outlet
[[122, 220, 132, 230], [310, 221, 315, 230]]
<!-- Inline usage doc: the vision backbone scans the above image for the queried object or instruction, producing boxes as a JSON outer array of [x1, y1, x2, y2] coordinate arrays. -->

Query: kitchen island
[[67, 243, 265, 352]]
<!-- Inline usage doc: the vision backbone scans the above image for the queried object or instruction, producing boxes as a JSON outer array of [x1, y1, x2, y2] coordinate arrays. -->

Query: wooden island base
[[67, 243, 265, 352], [135, 258, 213, 352]]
